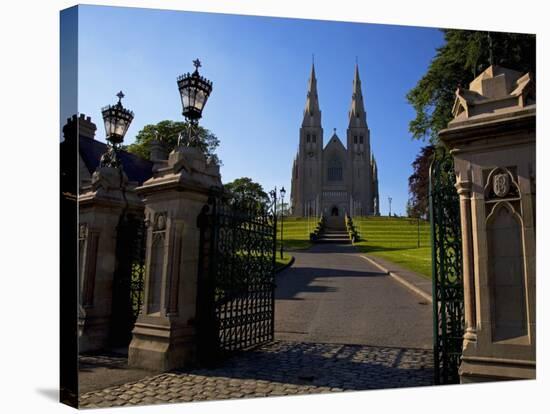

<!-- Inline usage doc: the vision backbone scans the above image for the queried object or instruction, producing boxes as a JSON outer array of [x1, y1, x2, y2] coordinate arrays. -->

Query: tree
[[407, 145, 435, 219], [223, 177, 269, 207], [125, 120, 221, 165], [407, 30, 535, 143]]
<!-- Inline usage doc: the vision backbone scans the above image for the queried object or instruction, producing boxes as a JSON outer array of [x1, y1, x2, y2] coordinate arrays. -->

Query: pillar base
[[459, 356, 536, 383], [128, 317, 197, 372], [78, 314, 110, 353]]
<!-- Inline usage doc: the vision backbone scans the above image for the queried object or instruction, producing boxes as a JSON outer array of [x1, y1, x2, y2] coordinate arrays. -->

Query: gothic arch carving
[[485, 201, 527, 342]]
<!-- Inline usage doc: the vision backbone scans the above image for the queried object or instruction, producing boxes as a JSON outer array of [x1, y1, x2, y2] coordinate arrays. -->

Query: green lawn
[[353, 216, 432, 279], [276, 216, 317, 251]]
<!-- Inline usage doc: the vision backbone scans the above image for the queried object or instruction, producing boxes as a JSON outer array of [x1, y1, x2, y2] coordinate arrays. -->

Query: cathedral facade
[[290, 63, 380, 217]]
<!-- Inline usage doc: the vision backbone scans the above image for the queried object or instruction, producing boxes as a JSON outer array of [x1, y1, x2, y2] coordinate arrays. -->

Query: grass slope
[[353, 216, 432, 279], [276, 216, 317, 251]]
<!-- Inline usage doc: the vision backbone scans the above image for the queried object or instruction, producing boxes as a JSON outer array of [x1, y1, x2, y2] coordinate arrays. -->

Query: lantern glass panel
[[189, 86, 198, 109], [181, 87, 190, 109], [114, 117, 126, 137], [195, 89, 206, 111], [103, 117, 112, 137]]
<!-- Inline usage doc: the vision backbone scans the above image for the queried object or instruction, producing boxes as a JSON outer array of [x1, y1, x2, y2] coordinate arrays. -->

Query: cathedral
[[290, 63, 380, 217]]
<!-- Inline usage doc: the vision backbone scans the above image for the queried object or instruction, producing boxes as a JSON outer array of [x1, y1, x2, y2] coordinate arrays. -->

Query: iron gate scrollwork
[[197, 191, 277, 365], [429, 148, 464, 384], [110, 212, 146, 347]]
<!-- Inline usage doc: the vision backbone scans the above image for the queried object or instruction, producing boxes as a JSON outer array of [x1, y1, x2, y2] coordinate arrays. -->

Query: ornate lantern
[[177, 59, 213, 123], [101, 91, 134, 144], [99, 91, 134, 168]]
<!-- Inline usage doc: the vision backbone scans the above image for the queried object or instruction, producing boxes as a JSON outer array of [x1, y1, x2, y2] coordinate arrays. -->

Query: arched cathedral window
[[327, 158, 343, 181]]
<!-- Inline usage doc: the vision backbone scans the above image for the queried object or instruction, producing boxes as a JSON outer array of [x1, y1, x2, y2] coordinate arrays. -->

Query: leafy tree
[[223, 177, 269, 206], [407, 145, 435, 219], [407, 30, 535, 143], [125, 120, 221, 165]]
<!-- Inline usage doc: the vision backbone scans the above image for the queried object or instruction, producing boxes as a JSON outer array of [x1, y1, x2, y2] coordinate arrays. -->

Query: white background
[[0, 0, 547, 412]]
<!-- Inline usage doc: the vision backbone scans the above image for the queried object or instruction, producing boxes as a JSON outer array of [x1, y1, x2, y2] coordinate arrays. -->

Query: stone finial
[[91, 166, 128, 192], [451, 65, 535, 121], [150, 139, 168, 162]]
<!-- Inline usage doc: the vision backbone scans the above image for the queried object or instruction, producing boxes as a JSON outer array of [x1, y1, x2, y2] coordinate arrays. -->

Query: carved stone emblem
[[155, 213, 167, 231], [493, 173, 510, 197]]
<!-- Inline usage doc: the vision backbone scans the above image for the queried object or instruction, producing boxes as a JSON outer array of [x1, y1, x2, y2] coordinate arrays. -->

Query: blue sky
[[72, 5, 444, 215]]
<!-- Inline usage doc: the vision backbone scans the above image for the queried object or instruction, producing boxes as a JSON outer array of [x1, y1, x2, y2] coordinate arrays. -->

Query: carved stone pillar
[[454, 167, 477, 346], [78, 166, 142, 352], [128, 146, 222, 371], [440, 65, 536, 382]]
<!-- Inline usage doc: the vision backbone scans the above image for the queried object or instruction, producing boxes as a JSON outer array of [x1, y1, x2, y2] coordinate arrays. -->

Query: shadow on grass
[[354, 244, 427, 253]]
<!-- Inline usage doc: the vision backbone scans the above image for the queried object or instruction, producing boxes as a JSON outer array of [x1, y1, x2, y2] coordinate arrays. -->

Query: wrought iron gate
[[110, 212, 146, 347], [197, 194, 277, 365], [429, 149, 464, 384]]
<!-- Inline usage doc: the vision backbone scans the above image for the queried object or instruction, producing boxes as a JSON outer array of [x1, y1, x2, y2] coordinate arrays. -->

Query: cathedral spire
[[349, 63, 367, 127], [302, 62, 321, 127]]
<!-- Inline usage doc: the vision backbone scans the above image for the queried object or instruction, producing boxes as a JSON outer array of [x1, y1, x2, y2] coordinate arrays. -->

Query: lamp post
[[99, 91, 134, 168], [279, 186, 286, 259], [417, 217, 421, 248], [388, 196, 393, 217], [269, 187, 278, 258], [176, 59, 213, 146]]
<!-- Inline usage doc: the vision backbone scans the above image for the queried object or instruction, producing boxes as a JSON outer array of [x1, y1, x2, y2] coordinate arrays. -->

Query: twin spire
[[349, 63, 367, 126], [302, 63, 321, 127], [302, 61, 367, 128]]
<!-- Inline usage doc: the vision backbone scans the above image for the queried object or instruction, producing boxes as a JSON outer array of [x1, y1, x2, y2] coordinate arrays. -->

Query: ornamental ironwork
[[429, 148, 465, 385], [196, 190, 277, 365], [109, 212, 146, 347]]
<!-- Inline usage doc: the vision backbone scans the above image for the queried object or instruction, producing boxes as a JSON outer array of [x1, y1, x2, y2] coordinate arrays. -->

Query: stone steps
[[314, 230, 351, 244]]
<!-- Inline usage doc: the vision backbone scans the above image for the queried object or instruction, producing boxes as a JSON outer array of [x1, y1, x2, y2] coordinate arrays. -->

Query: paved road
[[275, 243, 433, 349]]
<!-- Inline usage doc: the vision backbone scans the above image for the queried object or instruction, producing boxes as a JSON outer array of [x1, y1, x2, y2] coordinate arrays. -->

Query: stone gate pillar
[[78, 166, 142, 352], [128, 145, 222, 371], [439, 65, 536, 382]]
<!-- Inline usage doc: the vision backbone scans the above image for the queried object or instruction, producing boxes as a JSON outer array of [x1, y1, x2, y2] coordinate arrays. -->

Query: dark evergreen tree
[[407, 145, 435, 219]]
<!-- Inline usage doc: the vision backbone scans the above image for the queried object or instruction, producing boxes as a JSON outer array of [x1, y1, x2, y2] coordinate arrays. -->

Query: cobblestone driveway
[[80, 341, 434, 408]]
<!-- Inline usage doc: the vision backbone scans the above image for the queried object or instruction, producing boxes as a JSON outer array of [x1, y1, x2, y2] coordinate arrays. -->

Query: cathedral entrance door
[[331, 206, 339, 216]]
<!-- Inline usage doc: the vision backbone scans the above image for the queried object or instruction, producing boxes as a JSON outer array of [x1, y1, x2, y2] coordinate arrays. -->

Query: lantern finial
[[116, 90, 125, 104], [193, 59, 202, 72]]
